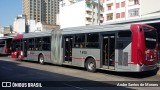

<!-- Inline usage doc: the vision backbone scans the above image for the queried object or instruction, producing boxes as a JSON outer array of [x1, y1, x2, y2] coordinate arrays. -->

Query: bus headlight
[[20, 52, 23, 56]]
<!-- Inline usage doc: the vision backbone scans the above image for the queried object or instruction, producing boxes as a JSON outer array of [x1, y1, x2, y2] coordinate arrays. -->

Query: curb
[[157, 70, 160, 76]]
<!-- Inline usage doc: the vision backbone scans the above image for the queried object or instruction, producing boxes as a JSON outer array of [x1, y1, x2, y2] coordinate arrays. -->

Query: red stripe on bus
[[72, 57, 85, 60], [28, 54, 50, 57], [44, 54, 50, 56], [28, 54, 38, 56], [115, 62, 135, 64], [95, 60, 100, 62], [128, 62, 134, 64], [72, 57, 100, 62]]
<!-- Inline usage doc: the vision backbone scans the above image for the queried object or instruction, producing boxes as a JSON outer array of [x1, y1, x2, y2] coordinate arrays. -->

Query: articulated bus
[[11, 24, 158, 72], [0, 36, 12, 55]]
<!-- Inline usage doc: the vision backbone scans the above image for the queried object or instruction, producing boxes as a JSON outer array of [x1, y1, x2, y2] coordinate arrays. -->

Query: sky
[[0, 0, 22, 27]]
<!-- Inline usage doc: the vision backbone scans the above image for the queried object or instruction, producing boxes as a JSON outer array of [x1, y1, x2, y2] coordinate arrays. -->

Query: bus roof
[[0, 36, 13, 40], [21, 24, 153, 39], [23, 24, 132, 38], [62, 24, 132, 34], [13, 34, 23, 40], [23, 30, 52, 39]]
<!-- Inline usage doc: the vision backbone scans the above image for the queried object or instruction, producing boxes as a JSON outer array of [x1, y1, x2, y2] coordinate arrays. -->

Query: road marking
[[1, 66, 13, 71], [63, 83, 87, 90]]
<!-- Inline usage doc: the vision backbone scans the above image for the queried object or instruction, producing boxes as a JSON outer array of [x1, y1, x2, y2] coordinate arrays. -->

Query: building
[[102, 0, 160, 23], [141, 0, 160, 18], [13, 15, 26, 34], [23, 0, 59, 25], [59, 0, 103, 29], [0, 26, 12, 35], [27, 20, 59, 32], [27, 20, 44, 32], [103, 0, 140, 23]]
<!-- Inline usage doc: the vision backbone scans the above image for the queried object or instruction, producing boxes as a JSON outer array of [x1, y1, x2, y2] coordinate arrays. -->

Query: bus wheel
[[86, 58, 96, 72], [39, 54, 44, 64]]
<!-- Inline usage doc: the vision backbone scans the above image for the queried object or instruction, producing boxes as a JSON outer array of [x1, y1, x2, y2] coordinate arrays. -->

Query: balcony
[[128, 0, 139, 6], [86, 20, 92, 25], [68, 0, 76, 2], [86, 7, 92, 12], [100, 16, 104, 21], [86, 18, 92, 25], [105, 3, 114, 13], [100, 11, 103, 14], [106, 0, 114, 4], [86, 13, 92, 18]]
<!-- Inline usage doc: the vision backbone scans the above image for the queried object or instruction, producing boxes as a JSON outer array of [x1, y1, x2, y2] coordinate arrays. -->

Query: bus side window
[[74, 34, 85, 48], [116, 31, 132, 49], [86, 33, 99, 48], [42, 37, 51, 51], [28, 38, 35, 51], [117, 42, 123, 49], [35, 38, 42, 51]]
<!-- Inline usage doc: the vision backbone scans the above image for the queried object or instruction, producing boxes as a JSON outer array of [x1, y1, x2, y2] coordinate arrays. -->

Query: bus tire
[[150, 68, 159, 75], [39, 54, 44, 64], [85, 58, 96, 72]]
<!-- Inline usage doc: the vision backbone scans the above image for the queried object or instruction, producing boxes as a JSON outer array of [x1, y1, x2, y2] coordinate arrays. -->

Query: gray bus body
[[0, 37, 12, 54], [21, 24, 157, 72], [20, 25, 139, 72]]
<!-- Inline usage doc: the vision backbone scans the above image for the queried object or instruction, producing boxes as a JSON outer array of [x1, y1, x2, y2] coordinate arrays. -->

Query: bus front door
[[64, 37, 73, 62], [102, 35, 115, 70]]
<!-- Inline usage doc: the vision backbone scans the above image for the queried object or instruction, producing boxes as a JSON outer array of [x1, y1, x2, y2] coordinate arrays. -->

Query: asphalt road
[[0, 56, 160, 90]]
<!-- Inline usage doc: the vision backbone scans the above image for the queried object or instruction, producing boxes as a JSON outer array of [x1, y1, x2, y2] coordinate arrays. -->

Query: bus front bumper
[[140, 64, 158, 72]]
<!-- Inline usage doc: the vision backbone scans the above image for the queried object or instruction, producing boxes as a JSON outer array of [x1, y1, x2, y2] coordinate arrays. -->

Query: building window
[[121, 12, 125, 18], [116, 13, 120, 19], [42, 37, 51, 51], [121, 1, 125, 7], [134, 0, 139, 5], [116, 3, 119, 8], [128, 8, 139, 17], [108, 6, 111, 10], [106, 13, 113, 21]]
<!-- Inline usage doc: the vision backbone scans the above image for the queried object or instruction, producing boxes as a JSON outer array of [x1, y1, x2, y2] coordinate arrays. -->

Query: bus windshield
[[144, 27, 157, 49], [12, 40, 21, 52]]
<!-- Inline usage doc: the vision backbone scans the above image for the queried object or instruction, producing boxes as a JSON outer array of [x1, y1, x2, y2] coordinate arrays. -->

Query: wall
[[59, 1, 86, 29], [28, 20, 36, 32], [141, 0, 160, 17], [13, 18, 25, 34]]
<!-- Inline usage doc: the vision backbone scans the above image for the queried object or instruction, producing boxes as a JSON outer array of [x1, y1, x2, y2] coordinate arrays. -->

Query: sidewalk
[[157, 70, 160, 76], [157, 64, 160, 76]]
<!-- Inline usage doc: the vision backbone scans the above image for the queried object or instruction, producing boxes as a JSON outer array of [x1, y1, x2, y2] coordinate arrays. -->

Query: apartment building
[[59, 0, 103, 29], [23, 0, 59, 25], [103, 0, 140, 23], [102, 0, 160, 24]]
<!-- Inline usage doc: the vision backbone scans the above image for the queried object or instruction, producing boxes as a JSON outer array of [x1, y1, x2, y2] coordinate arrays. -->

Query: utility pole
[[98, 0, 100, 25]]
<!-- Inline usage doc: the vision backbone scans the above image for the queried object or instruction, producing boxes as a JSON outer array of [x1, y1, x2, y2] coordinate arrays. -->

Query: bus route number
[[80, 51, 87, 54]]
